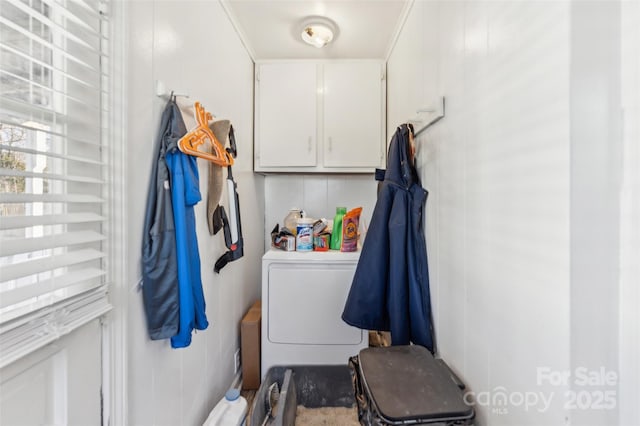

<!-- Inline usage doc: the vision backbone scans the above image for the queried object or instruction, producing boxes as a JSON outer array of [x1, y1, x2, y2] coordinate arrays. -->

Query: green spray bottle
[[330, 207, 347, 250]]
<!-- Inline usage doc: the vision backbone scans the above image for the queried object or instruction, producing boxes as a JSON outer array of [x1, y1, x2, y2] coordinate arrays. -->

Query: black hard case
[[352, 345, 475, 425]]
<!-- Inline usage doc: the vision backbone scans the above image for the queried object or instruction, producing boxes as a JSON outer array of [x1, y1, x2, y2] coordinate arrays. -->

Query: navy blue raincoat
[[342, 124, 434, 351]]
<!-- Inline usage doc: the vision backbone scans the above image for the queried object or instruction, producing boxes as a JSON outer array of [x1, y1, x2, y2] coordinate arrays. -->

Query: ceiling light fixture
[[300, 17, 338, 48]]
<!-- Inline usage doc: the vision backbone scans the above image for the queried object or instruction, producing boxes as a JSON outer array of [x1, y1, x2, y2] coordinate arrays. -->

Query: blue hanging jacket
[[164, 104, 209, 348], [342, 124, 434, 351], [141, 99, 181, 340]]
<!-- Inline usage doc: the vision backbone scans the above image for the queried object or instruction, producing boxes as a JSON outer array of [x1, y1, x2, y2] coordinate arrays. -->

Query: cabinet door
[[323, 63, 384, 168], [256, 63, 317, 168]]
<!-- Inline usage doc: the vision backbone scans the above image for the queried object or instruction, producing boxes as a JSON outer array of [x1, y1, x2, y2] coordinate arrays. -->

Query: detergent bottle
[[330, 207, 347, 250], [202, 389, 247, 426]]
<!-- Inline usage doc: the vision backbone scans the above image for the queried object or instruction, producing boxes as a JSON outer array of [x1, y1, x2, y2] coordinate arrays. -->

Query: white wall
[[619, 1, 640, 424], [123, 1, 264, 425], [388, 1, 572, 424], [569, 2, 621, 425], [388, 1, 638, 425], [263, 175, 377, 252]]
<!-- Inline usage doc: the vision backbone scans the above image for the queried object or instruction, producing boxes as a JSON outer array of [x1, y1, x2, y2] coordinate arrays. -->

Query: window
[[0, 0, 111, 367]]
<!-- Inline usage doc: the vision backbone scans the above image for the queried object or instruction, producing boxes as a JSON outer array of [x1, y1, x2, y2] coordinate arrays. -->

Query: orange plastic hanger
[[178, 102, 234, 167]]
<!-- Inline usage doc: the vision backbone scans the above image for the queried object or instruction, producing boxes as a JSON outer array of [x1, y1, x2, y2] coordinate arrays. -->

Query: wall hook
[[409, 96, 446, 137], [156, 80, 189, 100]]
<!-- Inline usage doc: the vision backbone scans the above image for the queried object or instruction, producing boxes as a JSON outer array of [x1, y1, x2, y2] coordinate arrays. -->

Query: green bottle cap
[[337, 207, 347, 214]]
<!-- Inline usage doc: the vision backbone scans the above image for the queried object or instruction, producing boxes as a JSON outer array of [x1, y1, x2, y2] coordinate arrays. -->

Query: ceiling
[[221, 0, 411, 60]]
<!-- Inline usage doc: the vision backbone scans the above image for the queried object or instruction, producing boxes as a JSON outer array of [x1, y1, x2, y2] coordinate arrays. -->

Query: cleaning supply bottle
[[330, 207, 347, 250], [340, 207, 362, 252], [202, 389, 247, 426], [283, 208, 303, 235], [296, 217, 315, 252]]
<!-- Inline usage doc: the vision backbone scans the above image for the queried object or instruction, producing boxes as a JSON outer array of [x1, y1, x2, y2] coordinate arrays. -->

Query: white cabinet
[[255, 61, 385, 173], [323, 62, 384, 168], [255, 62, 317, 168]]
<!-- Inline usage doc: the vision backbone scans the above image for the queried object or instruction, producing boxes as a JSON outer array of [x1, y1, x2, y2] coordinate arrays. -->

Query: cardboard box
[[241, 300, 261, 390]]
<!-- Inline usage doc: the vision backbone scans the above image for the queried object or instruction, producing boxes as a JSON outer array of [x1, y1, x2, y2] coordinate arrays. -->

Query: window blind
[[0, 0, 111, 368]]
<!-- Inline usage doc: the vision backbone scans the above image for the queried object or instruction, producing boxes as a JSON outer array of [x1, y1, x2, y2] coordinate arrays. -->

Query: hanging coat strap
[[211, 205, 225, 235], [227, 125, 237, 157], [374, 168, 386, 195], [214, 131, 244, 273]]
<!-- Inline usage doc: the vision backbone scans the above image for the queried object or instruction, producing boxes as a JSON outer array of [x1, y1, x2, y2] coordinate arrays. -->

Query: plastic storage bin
[[203, 389, 247, 426], [250, 365, 356, 426]]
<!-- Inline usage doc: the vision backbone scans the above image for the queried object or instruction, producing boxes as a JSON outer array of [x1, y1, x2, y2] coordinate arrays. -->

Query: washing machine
[[261, 249, 368, 377]]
